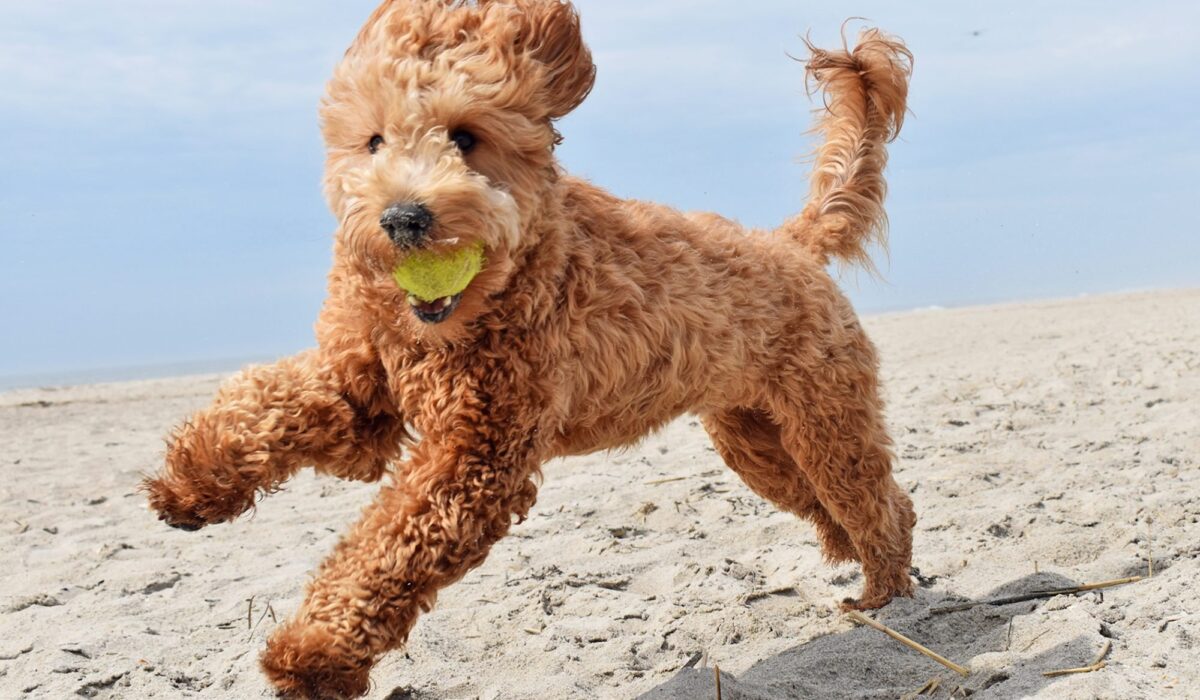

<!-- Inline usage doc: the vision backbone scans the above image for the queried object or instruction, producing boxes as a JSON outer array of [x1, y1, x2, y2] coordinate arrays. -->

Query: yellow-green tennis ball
[[391, 242, 485, 302]]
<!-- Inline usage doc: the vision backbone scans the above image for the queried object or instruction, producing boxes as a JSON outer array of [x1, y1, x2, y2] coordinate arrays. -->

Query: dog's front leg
[[259, 425, 540, 699], [144, 350, 403, 530]]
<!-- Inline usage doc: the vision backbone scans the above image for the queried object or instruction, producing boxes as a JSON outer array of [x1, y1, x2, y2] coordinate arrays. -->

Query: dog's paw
[[839, 575, 915, 611], [839, 595, 888, 612], [261, 623, 372, 700], [141, 475, 228, 531]]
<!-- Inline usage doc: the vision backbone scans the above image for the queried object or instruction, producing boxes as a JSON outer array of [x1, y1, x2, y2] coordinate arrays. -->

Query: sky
[[1, 1, 1198, 385]]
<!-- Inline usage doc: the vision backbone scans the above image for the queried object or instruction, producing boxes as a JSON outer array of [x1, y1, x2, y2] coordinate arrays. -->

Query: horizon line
[[2, 285, 1194, 394]]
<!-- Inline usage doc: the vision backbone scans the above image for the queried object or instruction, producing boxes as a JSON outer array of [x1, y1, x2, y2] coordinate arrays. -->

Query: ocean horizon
[[0, 356, 278, 393], [2, 286, 1185, 394]]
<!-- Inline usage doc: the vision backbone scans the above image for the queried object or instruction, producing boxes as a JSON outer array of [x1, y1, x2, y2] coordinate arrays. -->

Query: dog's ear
[[345, 0, 403, 57], [511, 0, 596, 119]]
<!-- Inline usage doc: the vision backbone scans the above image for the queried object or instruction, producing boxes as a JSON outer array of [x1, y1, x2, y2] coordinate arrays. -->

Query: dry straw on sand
[[1042, 640, 1112, 678], [929, 575, 1145, 614], [846, 610, 970, 676], [851, 568, 1148, 685]]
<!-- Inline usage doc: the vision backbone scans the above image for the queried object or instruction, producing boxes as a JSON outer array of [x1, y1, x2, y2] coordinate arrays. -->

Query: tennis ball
[[391, 241, 485, 302]]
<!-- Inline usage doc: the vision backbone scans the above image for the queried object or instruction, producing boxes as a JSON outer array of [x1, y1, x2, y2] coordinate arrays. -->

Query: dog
[[144, 1, 915, 697]]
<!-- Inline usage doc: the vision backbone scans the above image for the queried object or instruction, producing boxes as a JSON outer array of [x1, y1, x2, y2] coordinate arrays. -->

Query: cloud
[[572, 0, 1200, 131], [910, 4, 1200, 113], [0, 1, 373, 124]]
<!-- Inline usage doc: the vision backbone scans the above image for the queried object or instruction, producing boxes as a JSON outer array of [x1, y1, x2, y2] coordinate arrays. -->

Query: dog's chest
[[380, 341, 547, 438]]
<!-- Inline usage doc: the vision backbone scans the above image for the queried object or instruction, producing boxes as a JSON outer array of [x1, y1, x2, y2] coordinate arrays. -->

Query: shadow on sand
[[639, 572, 1110, 700]]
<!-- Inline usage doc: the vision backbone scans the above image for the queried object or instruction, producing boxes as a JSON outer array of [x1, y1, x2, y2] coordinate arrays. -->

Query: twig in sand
[[1020, 628, 1051, 653], [846, 610, 970, 677], [246, 596, 254, 630], [645, 476, 689, 486], [634, 502, 658, 522], [1043, 640, 1112, 678], [900, 677, 941, 700], [1147, 515, 1155, 578], [741, 586, 797, 605], [930, 576, 1144, 614], [247, 600, 278, 638], [714, 664, 722, 700]]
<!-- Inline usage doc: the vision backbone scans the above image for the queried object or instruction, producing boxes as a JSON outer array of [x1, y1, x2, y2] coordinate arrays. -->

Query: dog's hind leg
[[765, 371, 915, 611], [702, 408, 857, 564]]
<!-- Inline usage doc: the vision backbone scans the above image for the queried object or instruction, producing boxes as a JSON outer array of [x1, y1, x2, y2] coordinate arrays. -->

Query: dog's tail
[[778, 28, 912, 269]]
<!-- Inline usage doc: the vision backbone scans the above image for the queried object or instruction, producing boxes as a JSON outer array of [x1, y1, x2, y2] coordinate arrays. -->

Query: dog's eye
[[367, 134, 384, 154], [450, 130, 477, 154]]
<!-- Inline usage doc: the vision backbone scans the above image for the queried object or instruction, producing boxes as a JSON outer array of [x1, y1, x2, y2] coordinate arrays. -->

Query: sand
[[2, 289, 1197, 699]]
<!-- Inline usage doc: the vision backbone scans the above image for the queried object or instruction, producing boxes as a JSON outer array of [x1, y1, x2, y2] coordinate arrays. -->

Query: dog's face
[[321, 0, 594, 333]]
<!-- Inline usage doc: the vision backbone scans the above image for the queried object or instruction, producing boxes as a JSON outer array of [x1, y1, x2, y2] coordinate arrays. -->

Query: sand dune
[[2, 289, 1197, 699]]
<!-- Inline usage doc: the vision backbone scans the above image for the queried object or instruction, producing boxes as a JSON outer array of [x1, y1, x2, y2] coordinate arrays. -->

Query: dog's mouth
[[407, 293, 463, 324]]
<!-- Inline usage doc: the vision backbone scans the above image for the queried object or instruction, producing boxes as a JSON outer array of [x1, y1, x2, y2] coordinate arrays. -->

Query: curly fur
[[781, 28, 912, 269], [144, 3, 915, 697]]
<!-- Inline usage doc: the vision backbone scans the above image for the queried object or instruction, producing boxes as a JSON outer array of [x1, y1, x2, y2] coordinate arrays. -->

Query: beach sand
[[2, 289, 1197, 699]]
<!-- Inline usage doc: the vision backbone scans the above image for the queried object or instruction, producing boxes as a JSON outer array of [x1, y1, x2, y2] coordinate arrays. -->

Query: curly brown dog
[[143, 2, 915, 697]]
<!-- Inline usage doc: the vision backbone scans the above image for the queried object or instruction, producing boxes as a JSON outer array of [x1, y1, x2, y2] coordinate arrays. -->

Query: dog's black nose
[[380, 202, 434, 248]]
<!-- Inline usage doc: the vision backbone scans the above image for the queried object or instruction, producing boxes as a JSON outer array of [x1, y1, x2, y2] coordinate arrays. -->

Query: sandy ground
[[1, 289, 1197, 699]]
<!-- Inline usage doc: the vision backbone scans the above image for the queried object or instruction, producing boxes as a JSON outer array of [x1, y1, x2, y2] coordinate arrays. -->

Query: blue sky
[[1, 1, 1198, 383]]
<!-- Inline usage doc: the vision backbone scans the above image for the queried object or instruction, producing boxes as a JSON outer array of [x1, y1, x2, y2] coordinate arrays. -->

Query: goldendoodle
[[145, 1, 915, 697]]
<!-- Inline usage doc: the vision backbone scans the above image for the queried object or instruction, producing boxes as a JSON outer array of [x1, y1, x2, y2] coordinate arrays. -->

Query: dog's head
[[321, 0, 594, 334]]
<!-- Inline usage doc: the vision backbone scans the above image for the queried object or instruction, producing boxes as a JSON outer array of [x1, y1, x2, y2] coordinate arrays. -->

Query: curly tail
[[778, 28, 912, 268]]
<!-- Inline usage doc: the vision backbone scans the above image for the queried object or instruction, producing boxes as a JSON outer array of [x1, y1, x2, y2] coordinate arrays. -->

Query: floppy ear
[[344, 0, 403, 57], [513, 0, 597, 119]]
